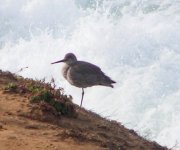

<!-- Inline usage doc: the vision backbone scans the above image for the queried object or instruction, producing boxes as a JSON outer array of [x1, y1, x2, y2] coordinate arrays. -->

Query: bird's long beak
[[51, 59, 66, 64]]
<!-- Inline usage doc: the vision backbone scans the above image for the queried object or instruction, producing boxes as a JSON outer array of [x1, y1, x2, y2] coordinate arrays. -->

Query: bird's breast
[[62, 65, 84, 87], [62, 64, 70, 80]]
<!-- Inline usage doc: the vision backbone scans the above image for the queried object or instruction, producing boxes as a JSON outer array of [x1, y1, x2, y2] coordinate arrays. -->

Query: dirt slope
[[0, 70, 168, 150]]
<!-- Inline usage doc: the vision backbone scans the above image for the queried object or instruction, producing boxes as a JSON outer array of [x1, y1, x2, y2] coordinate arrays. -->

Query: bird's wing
[[68, 61, 115, 88], [68, 61, 103, 87], [72, 61, 103, 75]]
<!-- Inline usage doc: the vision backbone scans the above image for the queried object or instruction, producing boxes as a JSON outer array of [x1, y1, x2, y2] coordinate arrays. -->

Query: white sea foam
[[0, 0, 180, 148]]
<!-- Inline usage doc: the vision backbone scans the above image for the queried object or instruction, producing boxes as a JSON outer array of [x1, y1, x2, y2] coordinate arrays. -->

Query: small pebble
[[0, 124, 3, 129], [7, 136, 17, 140], [25, 124, 40, 129]]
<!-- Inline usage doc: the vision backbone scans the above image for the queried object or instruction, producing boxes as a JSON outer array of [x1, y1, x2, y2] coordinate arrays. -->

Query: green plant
[[4, 83, 18, 92], [30, 87, 76, 117], [3, 76, 76, 117]]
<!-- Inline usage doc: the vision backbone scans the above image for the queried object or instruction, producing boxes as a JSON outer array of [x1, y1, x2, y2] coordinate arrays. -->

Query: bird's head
[[51, 53, 77, 65]]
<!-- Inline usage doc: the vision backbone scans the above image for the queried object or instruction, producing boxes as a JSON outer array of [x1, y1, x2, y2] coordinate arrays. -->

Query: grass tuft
[[4, 83, 18, 92], [3, 74, 76, 117]]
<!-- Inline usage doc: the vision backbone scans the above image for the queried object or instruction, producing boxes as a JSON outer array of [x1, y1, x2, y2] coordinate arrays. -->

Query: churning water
[[0, 0, 180, 148]]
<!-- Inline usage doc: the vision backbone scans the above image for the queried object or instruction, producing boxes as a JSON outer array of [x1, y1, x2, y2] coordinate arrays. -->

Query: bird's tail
[[100, 75, 116, 88]]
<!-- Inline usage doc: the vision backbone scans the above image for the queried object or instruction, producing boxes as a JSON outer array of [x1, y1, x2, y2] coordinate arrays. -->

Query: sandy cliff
[[0, 70, 168, 150]]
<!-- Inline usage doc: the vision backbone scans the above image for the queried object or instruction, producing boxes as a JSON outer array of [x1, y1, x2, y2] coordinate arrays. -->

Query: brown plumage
[[51, 53, 116, 107]]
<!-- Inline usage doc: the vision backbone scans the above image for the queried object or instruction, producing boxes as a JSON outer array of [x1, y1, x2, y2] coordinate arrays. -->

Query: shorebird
[[51, 53, 116, 107]]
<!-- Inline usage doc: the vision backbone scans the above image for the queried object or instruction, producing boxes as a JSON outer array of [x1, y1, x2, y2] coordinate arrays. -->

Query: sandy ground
[[0, 71, 168, 150]]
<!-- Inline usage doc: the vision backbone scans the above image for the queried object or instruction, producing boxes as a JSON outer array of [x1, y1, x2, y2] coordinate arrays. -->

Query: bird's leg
[[80, 88, 84, 107]]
